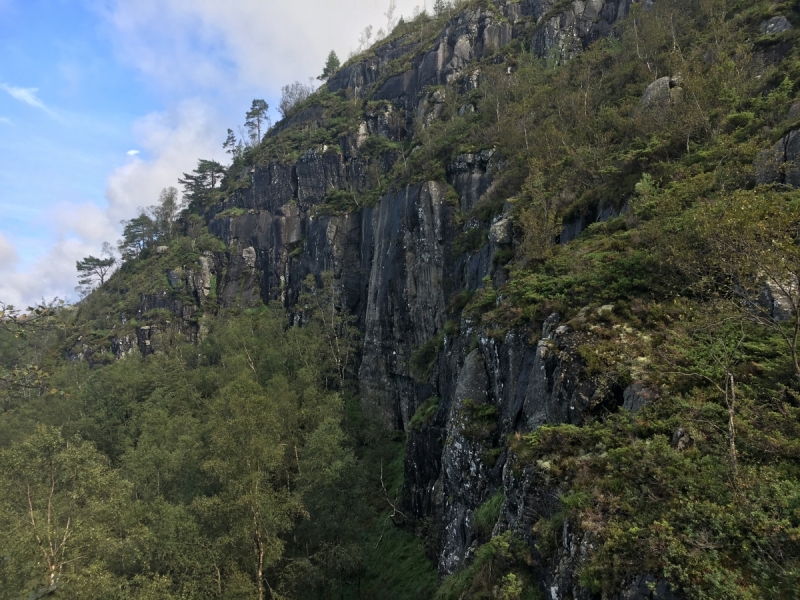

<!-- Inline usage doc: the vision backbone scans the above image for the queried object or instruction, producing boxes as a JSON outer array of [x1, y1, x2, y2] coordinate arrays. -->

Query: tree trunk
[[254, 526, 265, 600], [792, 310, 800, 386], [726, 373, 738, 482]]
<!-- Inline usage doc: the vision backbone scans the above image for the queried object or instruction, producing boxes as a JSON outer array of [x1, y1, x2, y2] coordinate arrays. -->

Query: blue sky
[[0, 1, 149, 268], [0, 0, 423, 307]]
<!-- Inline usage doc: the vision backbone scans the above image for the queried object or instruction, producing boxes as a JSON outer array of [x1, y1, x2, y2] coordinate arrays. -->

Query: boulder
[[242, 246, 257, 269], [754, 129, 800, 187], [622, 382, 659, 414], [639, 76, 682, 111], [760, 15, 793, 35]]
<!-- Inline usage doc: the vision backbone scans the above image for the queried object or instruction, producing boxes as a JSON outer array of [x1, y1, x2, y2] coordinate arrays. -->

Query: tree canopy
[[318, 50, 340, 81]]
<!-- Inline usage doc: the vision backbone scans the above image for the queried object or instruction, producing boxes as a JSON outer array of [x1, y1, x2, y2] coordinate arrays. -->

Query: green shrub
[[214, 207, 246, 219], [459, 399, 498, 441], [444, 319, 461, 336], [410, 333, 445, 381], [409, 396, 441, 430], [474, 491, 505, 538], [454, 227, 488, 256]]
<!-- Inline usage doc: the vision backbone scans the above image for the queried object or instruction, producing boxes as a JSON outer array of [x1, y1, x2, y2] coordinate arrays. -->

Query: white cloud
[[97, 0, 425, 98], [0, 238, 95, 308], [105, 99, 226, 222], [0, 83, 55, 116], [53, 202, 118, 246], [126, 149, 140, 156], [0, 101, 225, 308], [0, 233, 18, 272]]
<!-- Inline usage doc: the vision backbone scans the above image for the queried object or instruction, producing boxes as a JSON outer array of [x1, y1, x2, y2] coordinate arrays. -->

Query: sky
[[0, 0, 426, 308]]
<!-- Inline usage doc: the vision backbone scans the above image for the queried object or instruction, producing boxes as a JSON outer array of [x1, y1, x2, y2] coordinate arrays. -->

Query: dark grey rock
[[542, 313, 561, 339], [755, 129, 800, 187], [761, 15, 793, 35], [757, 280, 798, 322], [639, 76, 682, 111], [167, 269, 183, 290], [620, 575, 680, 600], [623, 382, 659, 414], [447, 150, 494, 213]]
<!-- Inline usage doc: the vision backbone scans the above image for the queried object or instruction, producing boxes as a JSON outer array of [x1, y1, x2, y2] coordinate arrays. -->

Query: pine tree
[[318, 50, 341, 81], [244, 99, 269, 145], [223, 128, 238, 156], [75, 243, 116, 296], [179, 160, 225, 211]]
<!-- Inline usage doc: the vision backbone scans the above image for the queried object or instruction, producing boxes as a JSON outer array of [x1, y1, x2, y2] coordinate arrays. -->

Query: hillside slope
[[2, 0, 800, 598]]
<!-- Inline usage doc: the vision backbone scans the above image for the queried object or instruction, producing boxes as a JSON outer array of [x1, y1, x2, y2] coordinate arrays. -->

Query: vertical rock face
[[330, 0, 634, 111], [360, 182, 452, 428], [532, 0, 633, 60]]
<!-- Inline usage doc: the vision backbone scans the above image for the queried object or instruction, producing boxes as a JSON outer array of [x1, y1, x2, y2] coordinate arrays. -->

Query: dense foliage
[[0, 302, 436, 599]]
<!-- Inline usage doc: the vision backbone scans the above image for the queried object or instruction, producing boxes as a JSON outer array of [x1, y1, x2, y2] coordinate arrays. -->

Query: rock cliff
[[93, 0, 800, 596], [183, 2, 669, 596]]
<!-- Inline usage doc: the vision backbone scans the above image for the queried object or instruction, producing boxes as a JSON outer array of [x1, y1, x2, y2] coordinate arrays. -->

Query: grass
[[410, 333, 445, 382], [473, 491, 504, 538]]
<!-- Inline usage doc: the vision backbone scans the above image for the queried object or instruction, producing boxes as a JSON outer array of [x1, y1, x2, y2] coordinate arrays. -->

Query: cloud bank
[[99, 0, 425, 96], [0, 233, 18, 272], [105, 99, 226, 223]]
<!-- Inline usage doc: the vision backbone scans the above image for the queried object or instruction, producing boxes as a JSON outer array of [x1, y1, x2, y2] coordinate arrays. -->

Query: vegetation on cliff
[[2, 0, 800, 598]]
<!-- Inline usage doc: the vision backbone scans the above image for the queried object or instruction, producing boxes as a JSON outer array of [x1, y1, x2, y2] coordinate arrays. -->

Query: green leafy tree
[[179, 160, 225, 211], [278, 81, 313, 119], [76, 242, 116, 297], [149, 186, 182, 241], [199, 374, 303, 600], [317, 50, 340, 81], [299, 272, 360, 389], [222, 128, 244, 160], [433, 0, 451, 18], [244, 99, 270, 146], [687, 190, 800, 385], [0, 426, 130, 598], [118, 213, 156, 261]]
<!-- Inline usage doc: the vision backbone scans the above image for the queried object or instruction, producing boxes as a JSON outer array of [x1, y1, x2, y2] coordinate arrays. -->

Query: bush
[[474, 491, 504, 538], [409, 397, 441, 430], [278, 81, 314, 119], [410, 334, 445, 381]]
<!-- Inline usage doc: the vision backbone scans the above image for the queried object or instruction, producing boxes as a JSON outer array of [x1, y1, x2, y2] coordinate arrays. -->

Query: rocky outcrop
[[532, 0, 633, 61], [328, 0, 633, 121], [402, 316, 623, 578], [447, 150, 494, 213], [760, 15, 793, 35], [755, 128, 800, 188], [359, 182, 453, 428], [560, 201, 625, 244], [758, 279, 799, 322], [638, 76, 683, 112]]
